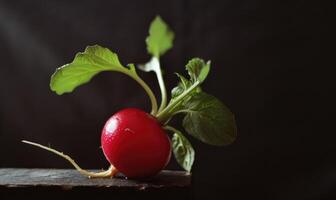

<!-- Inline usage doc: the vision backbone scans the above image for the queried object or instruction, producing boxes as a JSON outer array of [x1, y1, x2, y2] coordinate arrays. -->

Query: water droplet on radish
[[124, 128, 135, 134], [106, 118, 119, 134]]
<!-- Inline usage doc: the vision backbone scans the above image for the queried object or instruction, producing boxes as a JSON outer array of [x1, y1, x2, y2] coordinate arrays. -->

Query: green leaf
[[146, 16, 174, 57], [171, 73, 191, 99], [185, 58, 210, 83], [182, 92, 237, 146], [50, 45, 129, 95], [166, 126, 195, 172], [169, 58, 209, 101], [83, 45, 124, 67], [157, 58, 210, 122]]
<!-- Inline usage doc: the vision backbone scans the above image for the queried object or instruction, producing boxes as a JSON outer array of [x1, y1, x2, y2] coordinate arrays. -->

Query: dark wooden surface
[[0, 168, 192, 200]]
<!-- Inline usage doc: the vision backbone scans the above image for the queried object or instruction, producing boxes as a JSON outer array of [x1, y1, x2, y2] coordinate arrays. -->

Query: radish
[[102, 108, 171, 178], [23, 16, 237, 179], [23, 108, 171, 178]]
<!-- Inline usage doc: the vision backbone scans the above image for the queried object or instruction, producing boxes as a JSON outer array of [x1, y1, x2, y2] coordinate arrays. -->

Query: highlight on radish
[[23, 16, 237, 179]]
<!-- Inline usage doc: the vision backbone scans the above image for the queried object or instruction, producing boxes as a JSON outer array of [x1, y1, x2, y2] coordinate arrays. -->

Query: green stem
[[171, 109, 191, 115], [163, 125, 180, 134], [154, 58, 168, 113], [156, 81, 200, 122], [126, 71, 158, 115]]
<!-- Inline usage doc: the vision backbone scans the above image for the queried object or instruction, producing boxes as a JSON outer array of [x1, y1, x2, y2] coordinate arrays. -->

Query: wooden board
[[0, 168, 192, 200]]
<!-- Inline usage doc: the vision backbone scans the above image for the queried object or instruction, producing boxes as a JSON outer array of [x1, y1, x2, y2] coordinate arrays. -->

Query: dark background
[[0, 0, 332, 199]]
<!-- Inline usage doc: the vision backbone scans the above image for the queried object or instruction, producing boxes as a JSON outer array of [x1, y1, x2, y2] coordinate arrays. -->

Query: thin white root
[[22, 140, 118, 178]]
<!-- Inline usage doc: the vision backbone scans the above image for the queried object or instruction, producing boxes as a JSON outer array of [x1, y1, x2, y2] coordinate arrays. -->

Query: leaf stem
[[154, 58, 168, 113], [126, 71, 158, 115], [157, 81, 200, 122], [163, 125, 180, 134], [171, 109, 191, 115]]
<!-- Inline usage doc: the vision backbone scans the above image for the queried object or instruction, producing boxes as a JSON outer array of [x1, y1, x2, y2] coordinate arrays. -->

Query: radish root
[[22, 140, 118, 178]]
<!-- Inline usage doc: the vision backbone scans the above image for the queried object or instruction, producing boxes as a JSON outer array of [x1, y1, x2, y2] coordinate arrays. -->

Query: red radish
[[22, 108, 171, 179], [101, 108, 171, 178]]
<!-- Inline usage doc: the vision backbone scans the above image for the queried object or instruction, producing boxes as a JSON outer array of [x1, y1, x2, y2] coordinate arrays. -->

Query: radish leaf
[[50, 45, 159, 114], [156, 58, 210, 122], [186, 58, 210, 83], [165, 126, 195, 172], [182, 92, 237, 146], [170, 58, 210, 100], [50, 45, 128, 95], [140, 16, 174, 112], [146, 16, 174, 58]]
